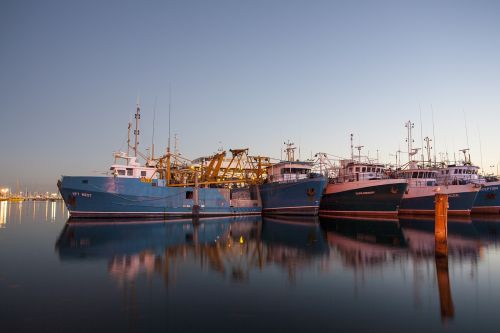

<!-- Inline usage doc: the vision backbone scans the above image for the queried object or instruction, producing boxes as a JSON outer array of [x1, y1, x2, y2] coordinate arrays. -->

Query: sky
[[1, 0, 500, 192]]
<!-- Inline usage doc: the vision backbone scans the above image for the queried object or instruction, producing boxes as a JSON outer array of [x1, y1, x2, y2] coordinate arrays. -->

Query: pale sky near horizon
[[1, 0, 500, 192]]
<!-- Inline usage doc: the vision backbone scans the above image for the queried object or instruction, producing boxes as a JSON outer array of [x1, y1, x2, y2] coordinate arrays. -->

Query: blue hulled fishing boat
[[58, 105, 262, 218], [434, 149, 500, 214], [259, 142, 327, 216]]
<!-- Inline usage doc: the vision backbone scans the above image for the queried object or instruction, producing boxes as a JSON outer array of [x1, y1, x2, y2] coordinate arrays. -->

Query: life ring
[[307, 188, 316, 197]]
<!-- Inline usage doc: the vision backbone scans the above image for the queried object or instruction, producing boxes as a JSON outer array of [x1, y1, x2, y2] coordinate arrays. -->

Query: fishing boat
[[58, 104, 264, 218], [396, 122, 479, 216], [258, 142, 327, 216], [473, 176, 500, 214], [434, 149, 500, 214], [318, 137, 407, 218], [397, 166, 479, 215]]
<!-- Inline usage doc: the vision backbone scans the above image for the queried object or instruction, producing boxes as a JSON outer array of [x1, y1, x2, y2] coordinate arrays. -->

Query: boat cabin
[[435, 164, 481, 185], [397, 169, 437, 187], [109, 152, 157, 179], [267, 161, 313, 182], [336, 160, 386, 182]]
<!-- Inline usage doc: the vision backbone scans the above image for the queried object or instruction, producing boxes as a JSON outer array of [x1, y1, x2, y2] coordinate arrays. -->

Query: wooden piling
[[192, 171, 200, 217], [435, 193, 448, 257]]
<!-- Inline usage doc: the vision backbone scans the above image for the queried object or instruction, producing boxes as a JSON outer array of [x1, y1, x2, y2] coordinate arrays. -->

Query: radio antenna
[[463, 109, 470, 150], [168, 84, 172, 154], [151, 96, 157, 160], [431, 105, 437, 166], [134, 98, 141, 158]]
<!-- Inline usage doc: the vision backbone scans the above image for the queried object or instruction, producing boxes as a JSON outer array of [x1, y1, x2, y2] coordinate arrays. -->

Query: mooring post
[[434, 193, 454, 320], [192, 171, 200, 217], [435, 193, 448, 257]]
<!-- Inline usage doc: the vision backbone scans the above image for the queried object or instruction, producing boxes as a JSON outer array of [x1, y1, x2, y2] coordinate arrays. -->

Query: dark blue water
[[1, 201, 499, 333]]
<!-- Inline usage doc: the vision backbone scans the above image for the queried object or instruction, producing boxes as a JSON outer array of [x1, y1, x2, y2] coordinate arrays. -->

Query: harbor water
[[1, 200, 500, 332]]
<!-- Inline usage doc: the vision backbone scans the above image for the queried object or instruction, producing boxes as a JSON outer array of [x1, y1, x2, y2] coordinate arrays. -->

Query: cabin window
[[348, 167, 353, 172], [446, 170, 449, 174], [412, 172, 418, 178], [362, 167, 366, 172], [110, 167, 114, 171], [281, 167, 308, 175], [141, 171, 147, 177], [185, 191, 193, 199], [454, 169, 458, 174], [355, 167, 360, 172], [117, 170, 126, 176], [126, 168, 133, 176]]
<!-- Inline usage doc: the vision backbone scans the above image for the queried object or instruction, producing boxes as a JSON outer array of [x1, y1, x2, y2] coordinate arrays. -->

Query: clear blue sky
[[1, 0, 500, 192]]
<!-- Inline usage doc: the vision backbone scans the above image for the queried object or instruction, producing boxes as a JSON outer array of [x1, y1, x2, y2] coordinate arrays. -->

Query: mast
[[350, 133, 354, 160], [419, 106, 424, 165], [431, 105, 437, 166], [355, 145, 364, 162], [424, 136, 432, 166], [134, 103, 140, 158], [127, 122, 131, 165], [151, 97, 157, 160], [405, 120, 415, 163], [284, 140, 295, 162], [166, 85, 172, 185]]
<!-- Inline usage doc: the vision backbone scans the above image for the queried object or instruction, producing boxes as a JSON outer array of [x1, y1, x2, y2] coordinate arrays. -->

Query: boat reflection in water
[[320, 217, 407, 268], [56, 216, 264, 285], [56, 215, 329, 286], [54, 213, 500, 327], [471, 214, 500, 247], [399, 216, 480, 322], [261, 216, 328, 282], [321, 215, 474, 322], [399, 216, 481, 260]]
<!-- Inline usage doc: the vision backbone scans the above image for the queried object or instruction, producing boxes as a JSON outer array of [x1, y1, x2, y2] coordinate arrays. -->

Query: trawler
[[58, 104, 266, 218], [396, 121, 480, 215], [435, 149, 500, 214], [319, 136, 407, 218], [258, 142, 327, 216]]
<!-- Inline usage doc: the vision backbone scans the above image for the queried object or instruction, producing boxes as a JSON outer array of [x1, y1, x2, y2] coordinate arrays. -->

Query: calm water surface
[[1, 201, 499, 332]]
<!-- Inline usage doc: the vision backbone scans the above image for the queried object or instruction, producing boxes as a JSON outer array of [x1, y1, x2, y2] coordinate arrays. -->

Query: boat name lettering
[[71, 192, 92, 198], [482, 186, 499, 191], [355, 191, 375, 195]]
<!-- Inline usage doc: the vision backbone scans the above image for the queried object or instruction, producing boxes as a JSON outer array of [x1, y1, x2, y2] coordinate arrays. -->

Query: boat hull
[[319, 179, 407, 218], [259, 177, 327, 216], [58, 176, 261, 218], [471, 181, 500, 214], [399, 183, 479, 216]]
